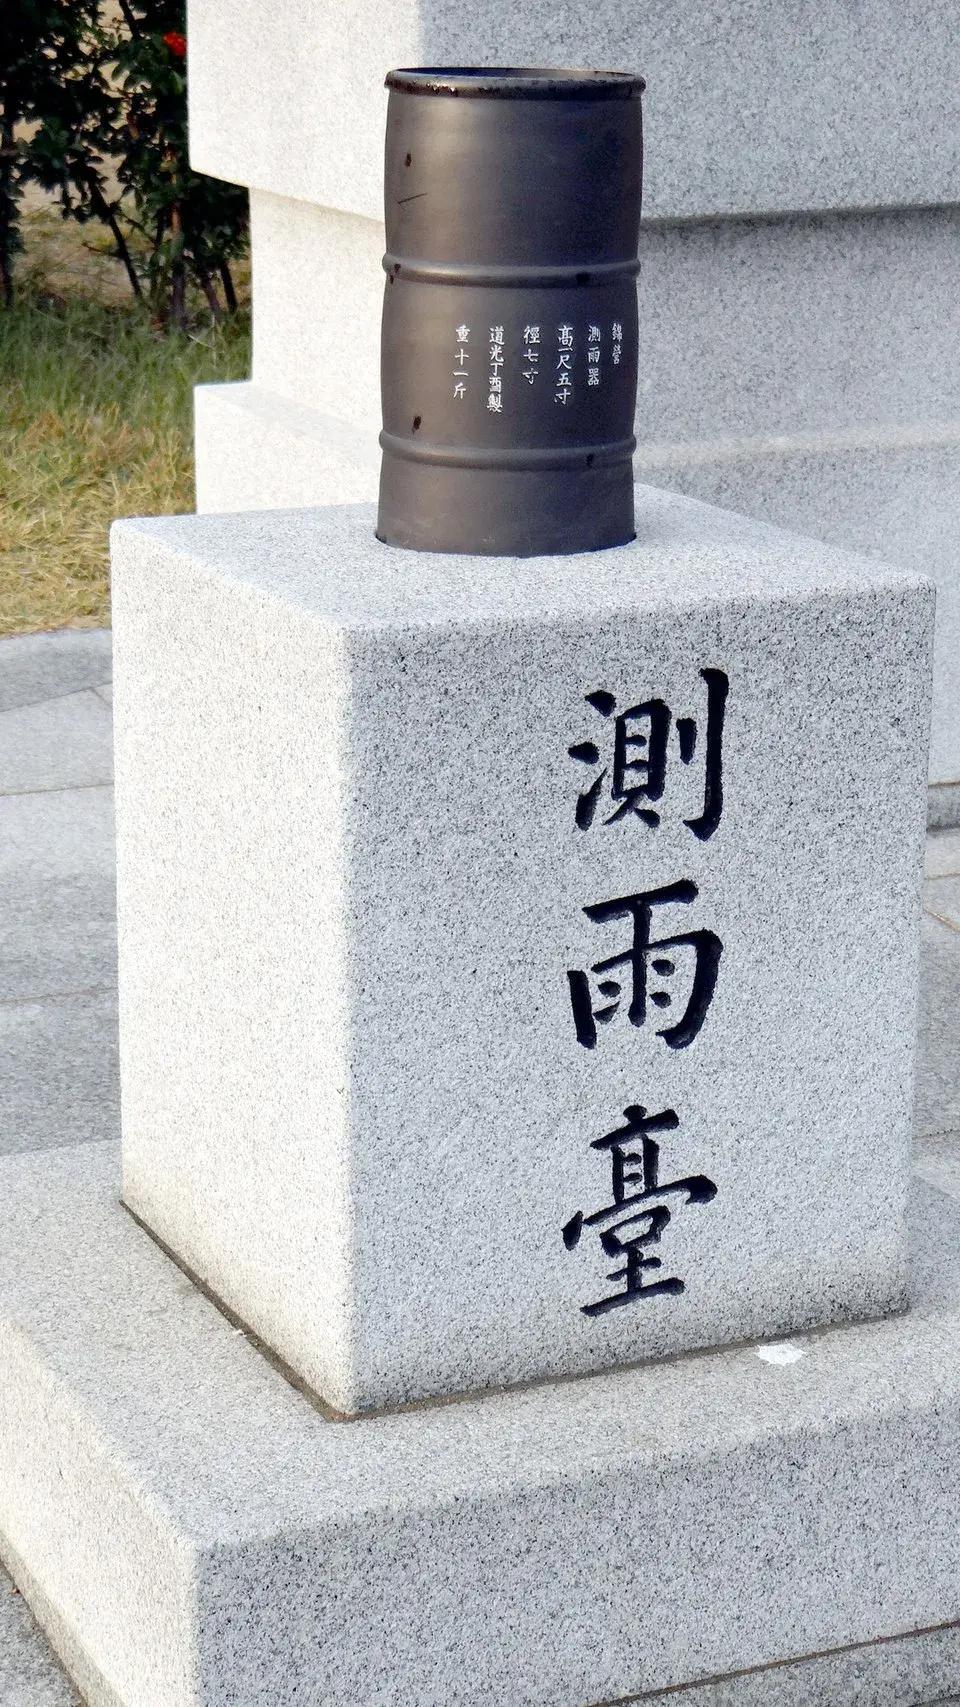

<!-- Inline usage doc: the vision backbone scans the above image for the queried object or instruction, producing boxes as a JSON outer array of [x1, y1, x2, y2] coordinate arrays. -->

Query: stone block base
[[3, 1139, 960, 1707], [109, 492, 930, 1412], [193, 381, 379, 513]]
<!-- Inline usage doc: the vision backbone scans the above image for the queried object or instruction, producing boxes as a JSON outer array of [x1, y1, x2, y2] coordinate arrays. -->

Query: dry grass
[[1, 398, 193, 632], [0, 205, 250, 634]]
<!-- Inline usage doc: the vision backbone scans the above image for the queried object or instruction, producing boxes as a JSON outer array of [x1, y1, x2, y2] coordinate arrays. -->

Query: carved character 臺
[[563, 1103, 717, 1315]]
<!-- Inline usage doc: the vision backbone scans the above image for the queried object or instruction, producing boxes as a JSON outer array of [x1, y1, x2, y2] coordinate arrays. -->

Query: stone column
[[110, 492, 932, 1414]]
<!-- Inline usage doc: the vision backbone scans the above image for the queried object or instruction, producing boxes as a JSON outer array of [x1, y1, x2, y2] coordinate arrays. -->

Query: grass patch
[[0, 211, 250, 634]]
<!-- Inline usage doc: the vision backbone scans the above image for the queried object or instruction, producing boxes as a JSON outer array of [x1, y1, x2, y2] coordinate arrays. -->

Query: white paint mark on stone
[[755, 1341, 806, 1365]]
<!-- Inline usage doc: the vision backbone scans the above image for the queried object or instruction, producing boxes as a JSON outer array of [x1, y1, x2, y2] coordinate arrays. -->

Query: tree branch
[[115, 0, 141, 40], [196, 260, 223, 323], [86, 174, 142, 298], [219, 258, 237, 313]]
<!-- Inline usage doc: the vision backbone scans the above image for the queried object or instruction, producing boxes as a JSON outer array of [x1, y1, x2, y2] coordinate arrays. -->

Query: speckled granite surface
[[1, 623, 958, 1707]]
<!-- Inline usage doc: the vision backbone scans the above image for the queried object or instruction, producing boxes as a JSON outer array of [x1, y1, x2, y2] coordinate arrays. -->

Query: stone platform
[[3, 627, 960, 1707], [4, 1136, 960, 1707]]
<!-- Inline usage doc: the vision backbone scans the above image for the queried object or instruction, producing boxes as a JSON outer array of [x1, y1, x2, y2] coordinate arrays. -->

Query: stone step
[[3, 1136, 960, 1706]]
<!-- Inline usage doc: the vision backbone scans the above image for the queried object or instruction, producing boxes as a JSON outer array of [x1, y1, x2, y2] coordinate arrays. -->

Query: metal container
[[376, 67, 644, 557]]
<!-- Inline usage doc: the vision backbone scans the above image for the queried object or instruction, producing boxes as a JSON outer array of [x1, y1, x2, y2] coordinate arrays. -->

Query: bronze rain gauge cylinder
[[376, 67, 644, 557]]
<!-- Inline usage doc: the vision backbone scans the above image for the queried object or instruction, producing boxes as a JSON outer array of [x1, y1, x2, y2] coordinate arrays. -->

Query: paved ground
[[1, 627, 959, 1706]]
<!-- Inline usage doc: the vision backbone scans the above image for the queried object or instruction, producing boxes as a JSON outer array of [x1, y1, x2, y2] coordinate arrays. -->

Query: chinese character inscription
[[453, 324, 470, 401], [567, 880, 722, 1051], [561, 667, 731, 1317], [522, 324, 541, 385], [555, 322, 575, 405], [449, 318, 626, 412], [563, 1104, 717, 1315], [488, 324, 505, 414], [568, 668, 728, 837]]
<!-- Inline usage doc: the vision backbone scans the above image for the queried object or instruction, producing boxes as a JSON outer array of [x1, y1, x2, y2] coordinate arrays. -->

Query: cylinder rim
[[385, 67, 645, 99]]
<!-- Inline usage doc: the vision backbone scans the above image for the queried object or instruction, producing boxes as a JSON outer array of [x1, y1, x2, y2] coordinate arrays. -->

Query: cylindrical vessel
[[376, 67, 643, 557]]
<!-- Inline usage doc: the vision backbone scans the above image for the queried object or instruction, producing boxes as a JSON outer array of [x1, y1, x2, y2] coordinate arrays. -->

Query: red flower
[[163, 30, 187, 56]]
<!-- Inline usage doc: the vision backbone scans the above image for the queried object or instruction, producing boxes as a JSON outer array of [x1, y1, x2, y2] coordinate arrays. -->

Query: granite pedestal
[[3, 1136, 960, 1707], [110, 488, 932, 1414], [0, 520, 950, 1707]]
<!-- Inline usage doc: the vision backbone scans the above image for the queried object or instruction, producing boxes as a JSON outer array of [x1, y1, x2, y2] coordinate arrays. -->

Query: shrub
[[1, 0, 105, 305], [106, 1, 248, 324], [1, 0, 248, 323]]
